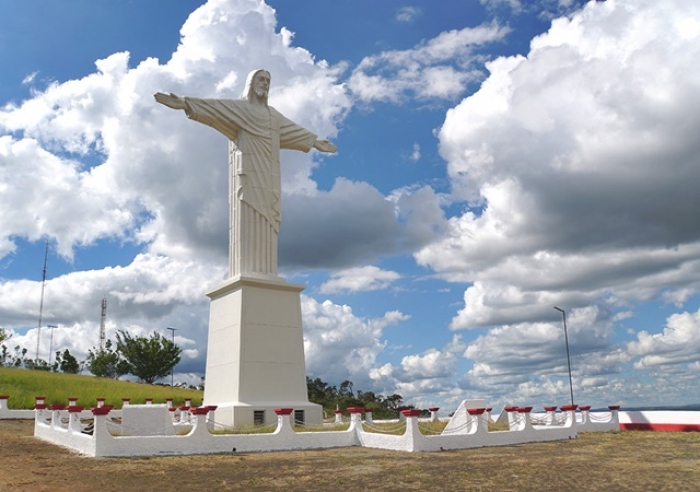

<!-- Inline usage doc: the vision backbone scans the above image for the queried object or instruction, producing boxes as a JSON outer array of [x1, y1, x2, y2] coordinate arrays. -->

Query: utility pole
[[99, 297, 107, 350], [553, 306, 575, 406], [36, 240, 49, 361]]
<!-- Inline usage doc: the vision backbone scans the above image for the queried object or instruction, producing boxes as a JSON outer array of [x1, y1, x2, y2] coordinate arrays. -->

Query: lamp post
[[47, 325, 58, 367], [553, 306, 574, 406], [166, 327, 178, 387]]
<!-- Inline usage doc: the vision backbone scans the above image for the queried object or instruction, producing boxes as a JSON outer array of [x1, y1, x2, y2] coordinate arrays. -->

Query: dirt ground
[[1, 420, 699, 491]]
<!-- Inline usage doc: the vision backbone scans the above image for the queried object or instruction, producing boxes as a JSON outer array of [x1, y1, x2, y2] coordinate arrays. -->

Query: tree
[[0, 345, 26, 368], [0, 327, 10, 346], [116, 330, 182, 384], [306, 376, 406, 419], [86, 340, 129, 379], [0, 329, 14, 367], [339, 380, 354, 399], [24, 358, 51, 371], [58, 349, 81, 374], [385, 394, 404, 411]]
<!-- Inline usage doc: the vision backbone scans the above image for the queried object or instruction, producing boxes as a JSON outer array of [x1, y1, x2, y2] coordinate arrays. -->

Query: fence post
[[0, 395, 8, 413], [504, 405, 518, 430], [67, 405, 84, 433], [560, 404, 578, 427], [579, 405, 591, 425], [517, 407, 533, 431], [273, 408, 294, 435], [467, 408, 487, 434], [544, 406, 558, 426], [608, 405, 620, 428], [400, 408, 422, 451], [347, 407, 364, 430]]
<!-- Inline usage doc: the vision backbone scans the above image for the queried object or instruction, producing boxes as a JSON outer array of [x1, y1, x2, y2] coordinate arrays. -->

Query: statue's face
[[252, 71, 270, 98]]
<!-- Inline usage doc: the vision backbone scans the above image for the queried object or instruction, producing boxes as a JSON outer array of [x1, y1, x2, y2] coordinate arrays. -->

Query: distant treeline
[[306, 377, 412, 419]]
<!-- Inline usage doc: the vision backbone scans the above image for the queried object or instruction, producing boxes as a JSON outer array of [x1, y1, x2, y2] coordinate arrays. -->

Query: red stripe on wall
[[620, 423, 700, 432]]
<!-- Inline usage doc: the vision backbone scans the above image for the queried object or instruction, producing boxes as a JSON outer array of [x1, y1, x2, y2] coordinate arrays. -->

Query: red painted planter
[[400, 409, 422, 418]]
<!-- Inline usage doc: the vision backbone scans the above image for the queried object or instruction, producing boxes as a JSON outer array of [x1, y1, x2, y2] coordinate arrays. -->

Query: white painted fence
[[31, 402, 623, 458]]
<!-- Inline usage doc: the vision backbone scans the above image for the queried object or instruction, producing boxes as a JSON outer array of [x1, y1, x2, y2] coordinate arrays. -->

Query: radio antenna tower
[[100, 297, 107, 350], [36, 239, 49, 360]]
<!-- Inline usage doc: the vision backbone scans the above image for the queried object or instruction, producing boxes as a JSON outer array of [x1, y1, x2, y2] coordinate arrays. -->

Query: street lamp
[[166, 327, 178, 387], [553, 306, 575, 406]]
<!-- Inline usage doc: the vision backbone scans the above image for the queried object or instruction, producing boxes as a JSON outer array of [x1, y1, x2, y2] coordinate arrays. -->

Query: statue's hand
[[313, 139, 337, 153], [154, 92, 187, 110]]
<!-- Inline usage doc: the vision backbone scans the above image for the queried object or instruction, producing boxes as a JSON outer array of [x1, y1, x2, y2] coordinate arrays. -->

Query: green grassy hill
[[0, 367, 202, 409]]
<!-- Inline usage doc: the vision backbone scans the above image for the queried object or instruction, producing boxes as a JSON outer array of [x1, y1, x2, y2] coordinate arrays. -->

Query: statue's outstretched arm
[[154, 92, 187, 111], [313, 139, 337, 153]]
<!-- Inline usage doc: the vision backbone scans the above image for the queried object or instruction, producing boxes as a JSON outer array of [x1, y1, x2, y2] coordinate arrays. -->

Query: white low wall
[[32, 403, 623, 458], [359, 409, 577, 452], [619, 410, 700, 431], [0, 396, 34, 419], [34, 406, 361, 457]]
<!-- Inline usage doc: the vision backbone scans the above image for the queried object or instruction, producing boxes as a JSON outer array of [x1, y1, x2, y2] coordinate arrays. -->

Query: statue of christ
[[155, 69, 337, 278]]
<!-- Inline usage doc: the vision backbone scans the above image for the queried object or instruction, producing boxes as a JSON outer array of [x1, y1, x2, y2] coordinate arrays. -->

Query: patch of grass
[[488, 420, 511, 431], [0, 366, 202, 409], [419, 420, 447, 435], [211, 424, 278, 435], [210, 423, 353, 435], [293, 423, 351, 432], [362, 421, 407, 435]]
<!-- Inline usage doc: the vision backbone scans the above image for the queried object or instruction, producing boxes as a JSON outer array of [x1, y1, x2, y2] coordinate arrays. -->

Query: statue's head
[[241, 69, 270, 104]]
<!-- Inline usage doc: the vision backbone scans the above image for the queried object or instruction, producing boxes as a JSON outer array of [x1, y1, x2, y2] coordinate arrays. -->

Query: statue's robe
[[184, 97, 317, 277]]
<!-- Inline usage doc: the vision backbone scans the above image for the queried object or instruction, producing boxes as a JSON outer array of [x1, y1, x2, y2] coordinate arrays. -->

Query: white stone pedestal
[[202, 275, 322, 428]]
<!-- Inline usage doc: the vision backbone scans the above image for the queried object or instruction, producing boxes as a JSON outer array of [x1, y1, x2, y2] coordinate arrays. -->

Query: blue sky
[[1, 0, 700, 412]]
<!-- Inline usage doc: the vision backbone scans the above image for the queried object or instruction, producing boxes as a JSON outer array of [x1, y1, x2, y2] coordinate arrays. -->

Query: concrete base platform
[[202, 275, 321, 428]]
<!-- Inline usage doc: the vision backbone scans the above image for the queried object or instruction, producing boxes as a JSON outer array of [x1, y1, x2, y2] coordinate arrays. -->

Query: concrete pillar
[[67, 405, 84, 433], [466, 408, 487, 433], [504, 405, 518, 429], [49, 404, 65, 429], [273, 408, 294, 434], [429, 407, 440, 422], [364, 409, 373, 424], [608, 405, 620, 428], [544, 406, 558, 425], [560, 404, 578, 426], [400, 408, 422, 450], [334, 409, 343, 424], [516, 406, 533, 431], [347, 407, 364, 429], [579, 405, 591, 425]]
